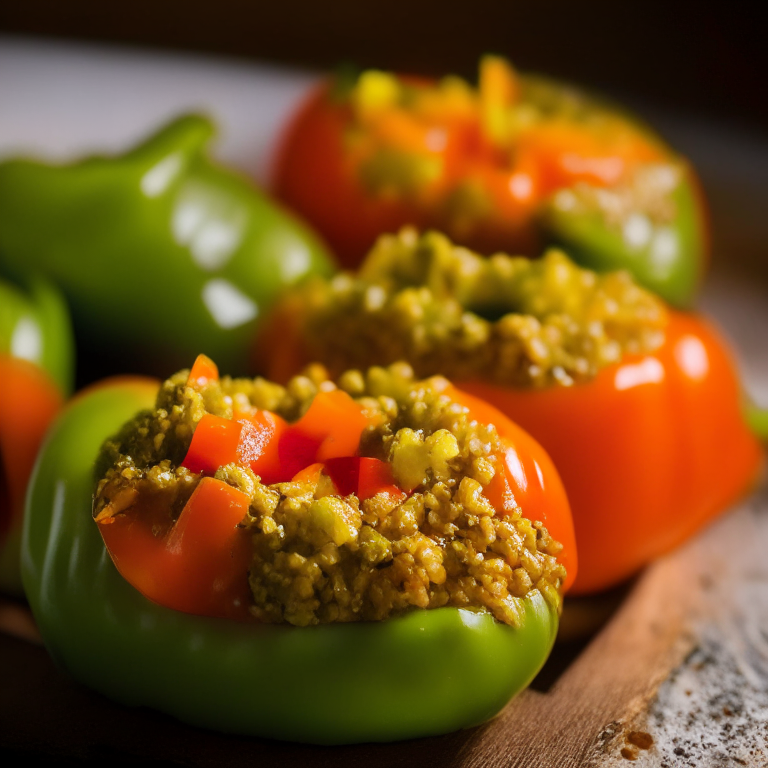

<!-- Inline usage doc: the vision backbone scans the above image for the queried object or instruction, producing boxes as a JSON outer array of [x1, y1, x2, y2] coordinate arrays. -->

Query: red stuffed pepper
[[272, 57, 706, 306]]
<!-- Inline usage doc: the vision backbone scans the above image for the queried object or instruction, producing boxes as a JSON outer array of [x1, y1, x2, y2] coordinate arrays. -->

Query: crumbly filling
[[284, 228, 668, 388], [344, 58, 666, 201], [94, 363, 567, 627]]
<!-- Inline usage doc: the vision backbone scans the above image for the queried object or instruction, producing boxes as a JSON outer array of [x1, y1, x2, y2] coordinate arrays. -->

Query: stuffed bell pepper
[[272, 56, 706, 306], [257, 229, 761, 594], [0, 276, 74, 594], [21, 356, 575, 744], [0, 114, 334, 378]]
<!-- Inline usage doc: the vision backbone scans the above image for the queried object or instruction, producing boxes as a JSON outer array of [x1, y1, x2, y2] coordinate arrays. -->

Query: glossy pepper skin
[[0, 115, 335, 378], [0, 276, 73, 593], [22, 378, 569, 744], [272, 61, 706, 306], [459, 312, 762, 594]]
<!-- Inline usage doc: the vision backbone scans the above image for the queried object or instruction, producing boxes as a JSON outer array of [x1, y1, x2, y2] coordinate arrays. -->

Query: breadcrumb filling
[[94, 363, 567, 627], [280, 228, 668, 388]]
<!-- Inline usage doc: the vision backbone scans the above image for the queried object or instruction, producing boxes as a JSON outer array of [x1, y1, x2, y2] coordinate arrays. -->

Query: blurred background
[[3, 1, 766, 286], [2, 0, 767, 133]]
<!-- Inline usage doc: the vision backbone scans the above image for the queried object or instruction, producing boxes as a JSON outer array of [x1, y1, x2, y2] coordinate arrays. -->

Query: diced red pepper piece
[[278, 389, 371, 479], [187, 354, 219, 387], [277, 429, 323, 481], [323, 456, 360, 497], [245, 410, 288, 484], [182, 414, 244, 474], [98, 477, 252, 620], [357, 457, 406, 502], [324, 456, 406, 502]]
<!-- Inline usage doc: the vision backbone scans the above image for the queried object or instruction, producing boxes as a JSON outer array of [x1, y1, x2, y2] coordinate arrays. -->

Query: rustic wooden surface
[[1, 38, 767, 768]]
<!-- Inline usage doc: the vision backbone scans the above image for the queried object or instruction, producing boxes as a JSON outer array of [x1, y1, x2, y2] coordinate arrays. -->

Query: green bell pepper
[[0, 115, 335, 377], [0, 274, 74, 396], [0, 275, 73, 594], [22, 379, 558, 744], [541, 161, 706, 308]]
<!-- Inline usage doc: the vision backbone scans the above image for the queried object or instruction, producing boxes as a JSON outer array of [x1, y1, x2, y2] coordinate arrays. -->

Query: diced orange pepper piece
[[245, 410, 288, 484], [187, 354, 219, 387], [312, 391, 371, 461], [182, 410, 287, 480], [278, 389, 371, 478], [290, 462, 326, 486], [182, 414, 243, 474]]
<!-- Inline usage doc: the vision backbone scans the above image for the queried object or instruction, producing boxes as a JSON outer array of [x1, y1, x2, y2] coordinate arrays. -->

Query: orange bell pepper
[[458, 312, 761, 594]]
